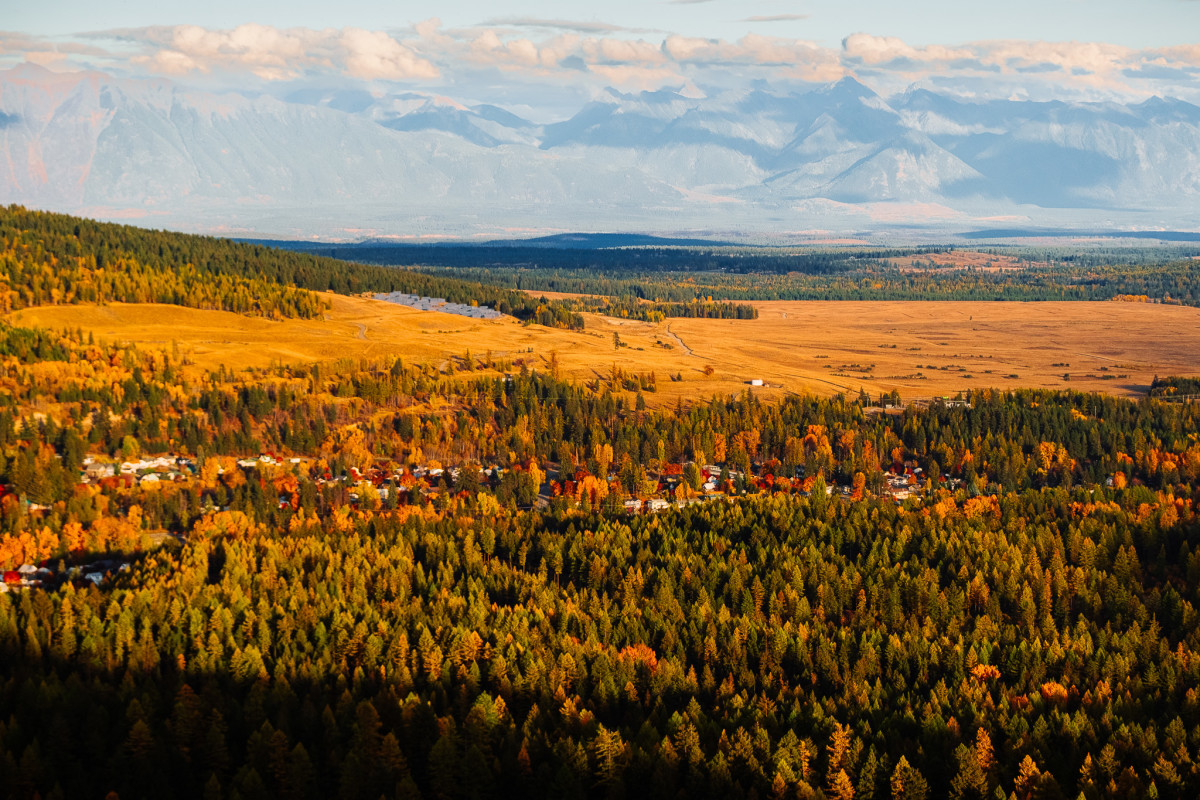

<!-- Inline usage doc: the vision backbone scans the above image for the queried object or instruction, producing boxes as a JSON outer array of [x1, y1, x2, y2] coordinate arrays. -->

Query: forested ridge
[[283, 242, 1200, 275], [280, 242, 940, 274], [0, 207, 592, 327], [0, 206, 325, 319], [405, 262, 1200, 307], [0, 318, 1198, 799]]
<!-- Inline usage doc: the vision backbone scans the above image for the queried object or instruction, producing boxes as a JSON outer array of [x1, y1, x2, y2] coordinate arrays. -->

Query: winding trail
[[1070, 351, 1119, 362], [664, 324, 695, 357]]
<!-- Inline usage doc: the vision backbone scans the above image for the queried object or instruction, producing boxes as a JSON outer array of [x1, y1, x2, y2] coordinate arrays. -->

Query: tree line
[[407, 260, 1200, 307]]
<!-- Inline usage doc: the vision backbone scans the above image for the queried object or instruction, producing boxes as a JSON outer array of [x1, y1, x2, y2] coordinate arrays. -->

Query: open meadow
[[12, 295, 1200, 404]]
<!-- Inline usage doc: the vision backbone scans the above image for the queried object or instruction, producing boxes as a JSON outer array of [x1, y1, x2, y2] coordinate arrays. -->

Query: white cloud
[[536, 34, 584, 68], [840, 33, 1200, 99], [340, 28, 439, 80], [460, 28, 667, 73], [842, 33, 974, 66], [586, 64, 685, 90], [661, 33, 845, 82], [467, 30, 543, 68], [664, 33, 828, 65], [1155, 44, 1200, 66], [115, 24, 439, 81], [977, 39, 1131, 76], [584, 38, 665, 65]]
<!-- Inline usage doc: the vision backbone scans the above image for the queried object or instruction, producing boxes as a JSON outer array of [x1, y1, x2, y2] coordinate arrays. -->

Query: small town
[[3, 441, 958, 595]]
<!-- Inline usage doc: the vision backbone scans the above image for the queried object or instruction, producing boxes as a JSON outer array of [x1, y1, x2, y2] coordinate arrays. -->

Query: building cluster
[[81, 449, 964, 519], [84, 455, 198, 486], [881, 464, 965, 501], [613, 460, 977, 515], [2, 558, 130, 592], [374, 292, 504, 319], [623, 498, 674, 514]]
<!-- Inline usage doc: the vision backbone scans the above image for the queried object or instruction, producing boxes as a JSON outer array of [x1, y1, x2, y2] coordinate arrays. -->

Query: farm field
[[12, 295, 1200, 403], [883, 249, 1049, 271]]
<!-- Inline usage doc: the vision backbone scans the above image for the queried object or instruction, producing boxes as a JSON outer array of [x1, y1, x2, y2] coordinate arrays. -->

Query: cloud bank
[[103, 24, 440, 81], [2, 20, 1198, 106]]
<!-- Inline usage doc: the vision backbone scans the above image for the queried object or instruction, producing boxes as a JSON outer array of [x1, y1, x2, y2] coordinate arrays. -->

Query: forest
[[278, 241, 1200, 275], [0, 214, 1198, 798]]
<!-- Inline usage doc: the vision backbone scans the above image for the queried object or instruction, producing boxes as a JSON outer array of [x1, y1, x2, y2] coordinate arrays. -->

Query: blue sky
[[5, 0, 1200, 113]]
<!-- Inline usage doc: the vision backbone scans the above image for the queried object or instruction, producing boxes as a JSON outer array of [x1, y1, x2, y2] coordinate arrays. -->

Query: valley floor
[[14, 295, 1200, 404]]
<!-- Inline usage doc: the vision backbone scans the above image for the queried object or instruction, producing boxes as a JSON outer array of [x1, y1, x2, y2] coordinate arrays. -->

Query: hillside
[[0, 205, 584, 327]]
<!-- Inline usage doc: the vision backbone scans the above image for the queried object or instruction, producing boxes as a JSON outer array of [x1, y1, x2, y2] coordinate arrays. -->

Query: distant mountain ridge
[[2, 63, 1200, 237]]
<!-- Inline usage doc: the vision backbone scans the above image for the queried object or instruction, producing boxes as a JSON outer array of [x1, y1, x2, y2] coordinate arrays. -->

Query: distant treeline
[[410, 260, 1200, 307], [280, 241, 1200, 275], [279, 242, 947, 275], [566, 296, 758, 322]]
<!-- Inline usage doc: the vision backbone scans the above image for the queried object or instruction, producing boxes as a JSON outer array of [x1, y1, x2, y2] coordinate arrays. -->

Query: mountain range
[[2, 63, 1199, 239]]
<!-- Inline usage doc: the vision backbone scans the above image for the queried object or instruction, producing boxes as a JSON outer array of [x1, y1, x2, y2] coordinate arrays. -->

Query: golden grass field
[[12, 295, 1200, 405]]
